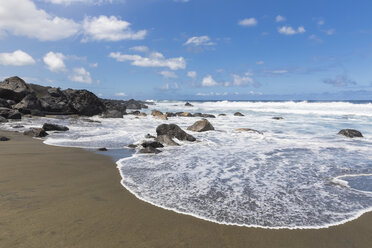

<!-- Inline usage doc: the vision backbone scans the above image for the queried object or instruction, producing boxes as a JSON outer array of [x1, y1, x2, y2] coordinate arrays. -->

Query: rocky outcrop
[[124, 99, 149, 109], [185, 102, 193, 107], [156, 124, 196, 142], [234, 112, 244, 116], [0, 107, 21, 119], [63, 89, 106, 116], [42, 123, 69, 132], [102, 110, 124, 118], [14, 93, 42, 111], [338, 129, 363, 138], [0, 76, 32, 101], [155, 135, 180, 146], [23, 128, 48, 137], [187, 119, 215, 132]]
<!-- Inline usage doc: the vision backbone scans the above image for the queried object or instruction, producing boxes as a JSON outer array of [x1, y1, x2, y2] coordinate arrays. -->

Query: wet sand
[[1, 130, 371, 248]]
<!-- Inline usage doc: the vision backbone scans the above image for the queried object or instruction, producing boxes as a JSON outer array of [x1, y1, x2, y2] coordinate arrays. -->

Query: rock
[[0, 98, 10, 108], [187, 119, 215, 132], [124, 99, 148, 109], [30, 109, 45, 117], [14, 93, 42, 111], [142, 141, 164, 149], [178, 112, 193, 117], [128, 110, 140, 115], [145, 134, 156, 139], [98, 148, 108, 151], [219, 114, 226, 116], [165, 112, 176, 117], [185, 102, 193, 107], [272, 117, 284, 120], [0, 116, 8, 123], [63, 89, 106, 116], [102, 110, 123, 118], [139, 146, 162, 154], [81, 118, 101, 123], [235, 128, 263, 134], [201, 114, 216, 118], [23, 128, 48, 137], [338, 129, 363, 138], [155, 135, 180, 146], [0, 76, 32, 102], [0, 136, 10, 141], [101, 99, 127, 115], [0, 107, 21, 119], [234, 112, 244, 116], [138, 112, 147, 117], [151, 110, 164, 116], [156, 124, 196, 142], [127, 144, 138, 149], [12, 125, 24, 128], [193, 113, 203, 117], [42, 123, 69, 132], [155, 114, 168, 120]]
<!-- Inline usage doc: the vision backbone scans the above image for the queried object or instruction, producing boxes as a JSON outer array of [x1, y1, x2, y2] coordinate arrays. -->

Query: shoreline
[[1, 130, 372, 247]]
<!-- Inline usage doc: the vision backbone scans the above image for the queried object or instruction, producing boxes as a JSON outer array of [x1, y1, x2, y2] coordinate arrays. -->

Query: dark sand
[[1, 130, 371, 248]]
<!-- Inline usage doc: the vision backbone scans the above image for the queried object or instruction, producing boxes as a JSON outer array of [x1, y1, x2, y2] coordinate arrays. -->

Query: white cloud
[[82, 15, 147, 42], [43, 52, 66, 72], [309, 34, 323, 43], [278, 25, 306, 35], [0, 50, 35, 66], [238, 18, 258, 27], [160, 82, 179, 90], [159, 70, 178, 79], [201, 75, 219, 87], [89, 63, 98, 68], [184, 36, 215, 46], [317, 20, 325, 26], [130, 46, 149, 52], [0, 0, 80, 41], [109, 51, 186, 70], [43, 0, 115, 5], [187, 71, 197, 79], [232, 73, 259, 87], [325, 29, 335, 35], [276, 15, 286, 22], [115, 92, 126, 96], [69, 67, 92, 84], [256, 60, 264, 65]]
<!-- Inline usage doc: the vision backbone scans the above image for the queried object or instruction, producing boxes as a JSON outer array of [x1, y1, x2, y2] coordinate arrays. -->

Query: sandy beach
[[1, 129, 371, 248]]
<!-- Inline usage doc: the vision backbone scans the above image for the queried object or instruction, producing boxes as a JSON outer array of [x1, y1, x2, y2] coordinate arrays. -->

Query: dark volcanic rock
[[0, 76, 32, 102], [139, 146, 162, 154], [234, 112, 244, 116], [142, 141, 164, 149], [98, 148, 108, 151], [219, 114, 226, 116], [0, 136, 10, 141], [187, 119, 215, 132], [0, 116, 8, 123], [127, 144, 138, 149], [63, 89, 106, 116], [145, 134, 156, 139], [338, 129, 363, 138], [42, 123, 69, 132], [272, 117, 284, 120], [23, 128, 48, 137], [155, 135, 180, 146], [185, 102, 193, 107], [0, 107, 21, 119], [0, 98, 10, 108], [165, 112, 176, 117], [125, 99, 148, 109], [30, 109, 45, 117], [101, 99, 127, 115], [102, 110, 123, 118], [14, 93, 42, 111], [156, 124, 196, 142]]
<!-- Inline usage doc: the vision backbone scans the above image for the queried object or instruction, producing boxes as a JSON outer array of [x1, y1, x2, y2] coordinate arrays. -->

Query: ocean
[[2, 100, 371, 229]]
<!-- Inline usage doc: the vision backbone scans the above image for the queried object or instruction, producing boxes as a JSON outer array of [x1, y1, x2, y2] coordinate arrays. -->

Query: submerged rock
[[42, 123, 69, 132], [234, 112, 244, 116], [139, 146, 162, 154], [185, 102, 193, 107], [187, 119, 215, 132], [23, 128, 48, 137], [235, 128, 263, 134], [0, 136, 10, 141], [156, 124, 196, 142], [338, 129, 363, 138]]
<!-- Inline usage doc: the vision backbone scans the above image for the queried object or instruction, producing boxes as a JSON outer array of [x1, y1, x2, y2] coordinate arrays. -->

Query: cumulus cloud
[[82, 15, 147, 42], [0, 0, 80, 41], [109, 51, 186, 70], [69, 67, 92, 84], [202, 75, 219, 87], [130, 46, 149, 52], [278, 25, 306, 35], [43, 52, 66, 72], [323, 75, 356, 87], [276, 15, 286, 22], [232, 73, 260, 87], [238, 18, 258, 27], [187, 71, 197, 79], [184, 36, 215, 46], [159, 70, 178, 79], [115, 92, 126, 97], [0, 50, 35, 66]]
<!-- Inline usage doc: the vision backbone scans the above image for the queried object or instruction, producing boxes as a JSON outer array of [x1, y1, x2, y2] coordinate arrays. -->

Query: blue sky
[[0, 0, 371, 100]]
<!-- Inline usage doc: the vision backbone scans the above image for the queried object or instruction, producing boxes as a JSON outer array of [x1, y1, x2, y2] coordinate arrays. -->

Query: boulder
[[139, 146, 162, 154], [155, 114, 168, 120], [338, 129, 363, 138], [272, 117, 284, 120], [98, 148, 108, 151], [0, 116, 8, 123], [142, 141, 164, 149], [63, 89, 106, 116], [156, 124, 196, 142], [127, 144, 138, 149], [101, 99, 127, 114], [0, 98, 10, 108], [178, 112, 193, 117], [0, 136, 10, 141], [124, 99, 148, 109], [201, 114, 216, 118], [129, 110, 141, 115], [234, 112, 244, 116], [151, 110, 164, 116], [155, 135, 180, 146], [165, 112, 176, 117], [0, 107, 21, 119], [0, 76, 32, 102], [193, 113, 203, 117], [187, 119, 215, 132], [14, 93, 42, 111], [102, 110, 123, 118], [219, 114, 226, 116], [185, 102, 193, 107], [42, 123, 69, 132], [23, 128, 48, 137], [235, 128, 263, 134]]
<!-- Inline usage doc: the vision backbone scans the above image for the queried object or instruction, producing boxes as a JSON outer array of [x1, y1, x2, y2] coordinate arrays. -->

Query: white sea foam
[[1, 101, 371, 229]]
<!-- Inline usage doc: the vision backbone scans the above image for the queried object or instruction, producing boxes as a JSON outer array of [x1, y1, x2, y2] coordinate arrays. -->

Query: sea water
[[1, 101, 371, 229]]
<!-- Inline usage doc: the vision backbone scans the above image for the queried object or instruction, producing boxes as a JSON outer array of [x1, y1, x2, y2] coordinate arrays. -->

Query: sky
[[0, 0, 371, 100]]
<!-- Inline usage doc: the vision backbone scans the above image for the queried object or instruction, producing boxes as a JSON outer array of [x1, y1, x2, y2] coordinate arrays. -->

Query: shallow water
[[2, 101, 372, 229]]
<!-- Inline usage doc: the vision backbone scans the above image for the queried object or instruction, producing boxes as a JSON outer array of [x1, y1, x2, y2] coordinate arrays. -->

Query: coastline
[[1, 130, 372, 248]]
